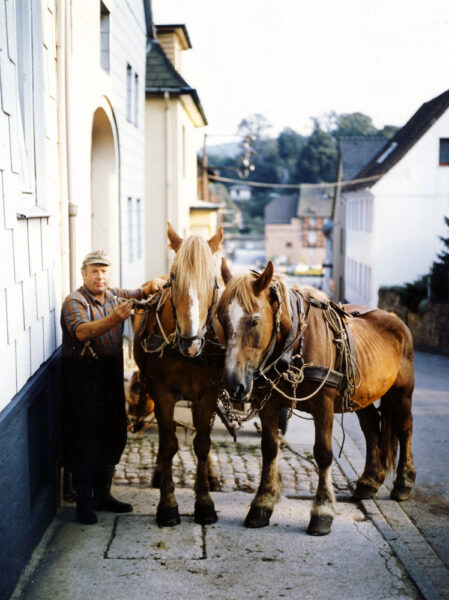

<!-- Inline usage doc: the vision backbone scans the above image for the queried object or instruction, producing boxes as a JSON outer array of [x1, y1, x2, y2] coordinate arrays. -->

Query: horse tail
[[380, 395, 398, 473]]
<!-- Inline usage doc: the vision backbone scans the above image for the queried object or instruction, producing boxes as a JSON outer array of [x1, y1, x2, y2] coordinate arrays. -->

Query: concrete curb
[[333, 419, 449, 600]]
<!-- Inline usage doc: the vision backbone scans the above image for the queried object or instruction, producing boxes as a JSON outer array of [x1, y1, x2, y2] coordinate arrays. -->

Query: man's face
[[82, 264, 111, 296]]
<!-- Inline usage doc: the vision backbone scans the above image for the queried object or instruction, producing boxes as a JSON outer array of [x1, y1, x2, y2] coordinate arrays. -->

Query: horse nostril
[[236, 384, 246, 400]]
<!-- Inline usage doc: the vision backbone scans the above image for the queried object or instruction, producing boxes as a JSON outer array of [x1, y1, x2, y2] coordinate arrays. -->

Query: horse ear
[[207, 226, 224, 254], [221, 257, 232, 284], [167, 222, 183, 252], [253, 261, 274, 296]]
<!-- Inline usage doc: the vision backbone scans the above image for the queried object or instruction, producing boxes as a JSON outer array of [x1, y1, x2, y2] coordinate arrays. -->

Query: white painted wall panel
[[0, 227, 14, 288], [9, 109, 20, 174], [43, 309, 56, 361], [12, 219, 29, 283], [0, 111, 9, 170], [36, 269, 49, 318], [22, 274, 37, 329], [16, 327, 31, 390], [27, 219, 42, 275], [0, 341, 16, 411], [2, 170, 19, 230], [4, 0, 17, 62], [0, 1, 7, 52], [0, 53, 16, 115], [0, 288, 7, 346], [30, 318, 44, 374], [5, 281, 24, 343]]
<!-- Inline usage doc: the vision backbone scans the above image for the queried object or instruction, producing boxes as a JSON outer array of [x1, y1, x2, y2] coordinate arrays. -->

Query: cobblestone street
[[115, 409, 351, 500]]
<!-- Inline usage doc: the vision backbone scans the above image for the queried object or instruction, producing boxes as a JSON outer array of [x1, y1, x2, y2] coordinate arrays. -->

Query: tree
[[236, 113, 272, 141], [429, 216, 449, 302], [295, 120, 338, 183], [332, 112, 378, 138], [277, 128, 305, 182]]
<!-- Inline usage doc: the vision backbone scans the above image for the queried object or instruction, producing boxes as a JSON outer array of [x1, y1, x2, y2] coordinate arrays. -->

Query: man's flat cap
[[82, 250, 112, 269]]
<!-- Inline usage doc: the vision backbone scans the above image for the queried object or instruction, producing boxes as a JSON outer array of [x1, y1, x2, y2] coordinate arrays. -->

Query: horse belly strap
[[302, 365, 346, 392]]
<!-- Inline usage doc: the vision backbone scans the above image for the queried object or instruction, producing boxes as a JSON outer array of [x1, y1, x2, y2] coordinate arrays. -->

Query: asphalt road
[[336, 351, 449, 570]]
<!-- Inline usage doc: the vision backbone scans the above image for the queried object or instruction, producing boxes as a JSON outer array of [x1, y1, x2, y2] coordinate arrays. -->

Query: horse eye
[[248, 316, 260, 327]]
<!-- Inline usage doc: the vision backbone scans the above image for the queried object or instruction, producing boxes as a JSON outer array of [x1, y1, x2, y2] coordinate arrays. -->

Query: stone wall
[[378, 288, 449, 353]]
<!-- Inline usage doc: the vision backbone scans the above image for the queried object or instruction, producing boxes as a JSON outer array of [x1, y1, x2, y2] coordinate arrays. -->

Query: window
[[127, 197, 133, 262], [308, 231, 317, 245], [439, 139, 449, 165], [134, 73, 139, 126], [126, 64, 132, 122], [136, 198, 142, 259], [15, 0, 35, 197], [100, 2, 110, 72]]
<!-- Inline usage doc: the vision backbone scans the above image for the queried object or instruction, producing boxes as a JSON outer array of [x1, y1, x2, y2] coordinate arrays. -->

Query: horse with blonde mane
[[134, 224, 224, 526], [217, 260, 415, 536]]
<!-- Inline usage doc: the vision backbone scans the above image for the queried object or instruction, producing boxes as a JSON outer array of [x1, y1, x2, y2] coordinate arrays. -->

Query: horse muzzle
[[178, 335, 205, 357], [223, 369, 253, 402]]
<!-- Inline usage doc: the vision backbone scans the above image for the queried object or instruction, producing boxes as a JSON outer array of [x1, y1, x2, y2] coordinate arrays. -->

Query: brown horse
[[134, 224, 224, 526], [217, 260, 415, 535]]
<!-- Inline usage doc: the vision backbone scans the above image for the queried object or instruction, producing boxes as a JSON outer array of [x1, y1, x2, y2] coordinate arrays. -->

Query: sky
[[152, 0, 449, 145]]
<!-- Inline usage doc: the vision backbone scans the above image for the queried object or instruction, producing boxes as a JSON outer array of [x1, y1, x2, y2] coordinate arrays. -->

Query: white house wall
[[0, 0, 61, 411], [68, 0, 147, 289], [372, 112, 449, 293], [345, 107, 449, 307], [144, 95, 203, 278]]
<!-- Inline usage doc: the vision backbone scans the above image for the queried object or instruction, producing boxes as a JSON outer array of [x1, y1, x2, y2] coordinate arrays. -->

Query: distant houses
[[264, 190, 332, 270]]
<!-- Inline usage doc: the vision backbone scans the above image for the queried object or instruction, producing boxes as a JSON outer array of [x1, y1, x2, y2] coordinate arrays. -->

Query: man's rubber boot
[[94, 465, 133, 513], [75, 489, 98, 524]]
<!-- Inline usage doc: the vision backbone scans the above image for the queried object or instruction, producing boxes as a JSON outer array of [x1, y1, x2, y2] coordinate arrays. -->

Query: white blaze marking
[[228, 299, 244, 371], [189, 285, 200, 335]]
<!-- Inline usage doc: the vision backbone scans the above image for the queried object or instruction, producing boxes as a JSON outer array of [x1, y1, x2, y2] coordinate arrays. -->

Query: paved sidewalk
[[11, 407, 425, 600]]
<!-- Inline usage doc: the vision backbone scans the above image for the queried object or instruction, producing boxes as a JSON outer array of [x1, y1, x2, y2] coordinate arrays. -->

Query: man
[[61, 250, 165, 524]]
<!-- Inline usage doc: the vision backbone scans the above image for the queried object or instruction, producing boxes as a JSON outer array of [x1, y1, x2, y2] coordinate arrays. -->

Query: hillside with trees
[[207, 111, 398, 231]]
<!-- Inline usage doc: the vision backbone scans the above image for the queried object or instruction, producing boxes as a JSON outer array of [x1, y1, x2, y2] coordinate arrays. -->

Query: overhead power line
[[208, 173, 382, 190]]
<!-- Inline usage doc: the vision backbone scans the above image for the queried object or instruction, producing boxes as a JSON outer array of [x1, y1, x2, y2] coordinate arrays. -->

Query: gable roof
[[265, 194, 299, 224], [352, 88, 449, 189], [339, 136, 387, 181], [145, 39, 207, 125], [297, 188, 333, 218]]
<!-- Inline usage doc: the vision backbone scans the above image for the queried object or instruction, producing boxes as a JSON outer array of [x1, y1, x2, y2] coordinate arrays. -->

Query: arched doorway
[[90, 106, 119, 282]]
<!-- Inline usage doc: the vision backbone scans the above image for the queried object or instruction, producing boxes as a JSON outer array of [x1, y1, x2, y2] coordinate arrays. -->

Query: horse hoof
[[307, 514, 333, 536], [391, 484, 413, 502], [152, 471, 162, 489], [156, 504, 180, 527], [208, 477, 222, 492], [244, 505, 272, 528], [194, 503, 218, 525], [353, 482, 378, 500]]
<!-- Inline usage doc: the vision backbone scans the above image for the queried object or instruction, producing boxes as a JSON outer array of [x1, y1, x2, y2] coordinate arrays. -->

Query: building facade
[[0, 2, 152, 596]]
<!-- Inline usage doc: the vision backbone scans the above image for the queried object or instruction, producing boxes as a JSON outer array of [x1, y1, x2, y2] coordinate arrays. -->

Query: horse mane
[[171, 235, 219, 298], [218, 271, 330, 320]]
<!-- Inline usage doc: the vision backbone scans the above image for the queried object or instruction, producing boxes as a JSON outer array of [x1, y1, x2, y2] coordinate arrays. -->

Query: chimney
[[155, 24, 191, 74]]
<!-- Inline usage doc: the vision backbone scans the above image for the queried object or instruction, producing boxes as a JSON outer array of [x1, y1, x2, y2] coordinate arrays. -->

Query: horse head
[[218, 260, 281, 400], [167, 222, 223, 357]]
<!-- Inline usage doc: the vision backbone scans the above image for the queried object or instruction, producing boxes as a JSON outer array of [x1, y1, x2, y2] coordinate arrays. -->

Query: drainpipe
[[164, 91, 171, 272], [56, 0, 70, 297], [65, 0, 78, 291]]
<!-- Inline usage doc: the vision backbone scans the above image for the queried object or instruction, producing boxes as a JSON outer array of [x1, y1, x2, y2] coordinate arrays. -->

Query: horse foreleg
[[207, 453, 221, 492], [152, 390, 180, 526], [245, 402, 281, 528], [192, 393, 218, 524], [353, 405, 386, 499], [308, 399, 335, 536]]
